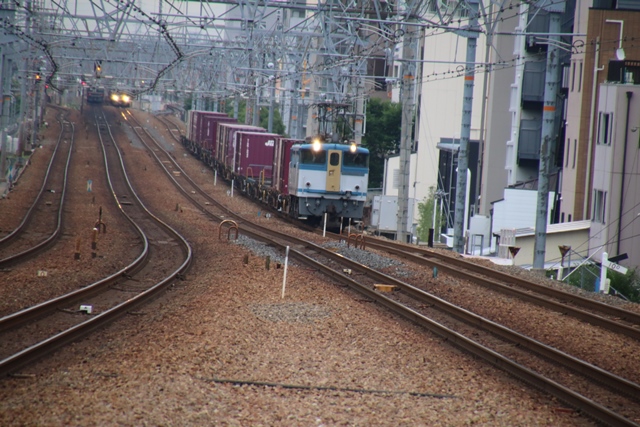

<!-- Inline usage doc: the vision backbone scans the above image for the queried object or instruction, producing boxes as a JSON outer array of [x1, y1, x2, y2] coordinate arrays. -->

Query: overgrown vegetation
[[416, 186, 445, 243], [563, 264, 640, 302], [361, 98, 402, 189]]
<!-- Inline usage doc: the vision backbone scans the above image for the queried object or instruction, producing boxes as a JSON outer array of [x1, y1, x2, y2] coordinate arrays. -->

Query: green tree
[[224, 98, 247, 123], [361, 98, 402, 188], [416, 186, 445, 243], [259, 106, 286, 136], [183, 94, 192, 111]]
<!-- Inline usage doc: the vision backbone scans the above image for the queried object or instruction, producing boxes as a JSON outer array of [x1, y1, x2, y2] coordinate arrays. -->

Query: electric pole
[[533, 0, 566, 271], [397, 24, 418, 244], [453, 0, 480, 254]]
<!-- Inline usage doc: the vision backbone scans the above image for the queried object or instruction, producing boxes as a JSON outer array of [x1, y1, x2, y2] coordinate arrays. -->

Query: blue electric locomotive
[[288, 137, 369, 220]]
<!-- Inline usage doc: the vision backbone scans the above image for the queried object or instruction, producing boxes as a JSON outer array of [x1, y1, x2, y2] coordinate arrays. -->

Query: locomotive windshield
[[343, 152, 369, 168], [300, 148, 327, 165]]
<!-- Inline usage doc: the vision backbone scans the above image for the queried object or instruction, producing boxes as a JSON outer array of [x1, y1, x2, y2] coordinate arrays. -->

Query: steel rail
[[0, 108, 192, 377], [0, 110, 73, 266], [132, 111, 640, 427], [343, 239, 640, 341], [358, 236, 640, 325]]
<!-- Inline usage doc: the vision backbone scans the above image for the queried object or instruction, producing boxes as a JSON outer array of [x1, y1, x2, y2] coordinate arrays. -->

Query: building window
[[593, 189, 607, 223], [568, 214, 572, 222], [565, 137, 570, 167], [561, 212, 565, 222], [571, 62, 576, 92], [578, 61, 583, 92], [597, 112, 612, 145], [572, 139, 577, 168], [393, 169, 399, 189]]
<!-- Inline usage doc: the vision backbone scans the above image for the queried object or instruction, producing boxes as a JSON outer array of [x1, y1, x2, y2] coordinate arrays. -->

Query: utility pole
[[453, 0, 480, 254], [533, 0, 565, 272], [353, 62, 365, 146], [289, 78, 300, 139], [268, 61, 275, 133], [396, 24, 418, 244]]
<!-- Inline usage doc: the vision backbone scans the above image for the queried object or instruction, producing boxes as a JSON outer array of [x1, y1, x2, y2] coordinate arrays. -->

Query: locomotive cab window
[[343, 152, 369, 167], [330, 152, 340, 166], [300, 148, 326, 165]]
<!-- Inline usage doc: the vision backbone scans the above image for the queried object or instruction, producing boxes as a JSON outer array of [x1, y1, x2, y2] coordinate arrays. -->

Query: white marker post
[[323, 213, 327, 237], [231, 179, 234, 197], [214, 170, 217, 186], [599, 252, 608, 293], [281, 246, 290, 299], [600, 252, 628, 293]]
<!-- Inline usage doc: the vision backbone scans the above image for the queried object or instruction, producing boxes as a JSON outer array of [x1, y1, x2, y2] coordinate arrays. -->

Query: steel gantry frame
[[2, 0, 461, 136], [2, 0, 529, 251]]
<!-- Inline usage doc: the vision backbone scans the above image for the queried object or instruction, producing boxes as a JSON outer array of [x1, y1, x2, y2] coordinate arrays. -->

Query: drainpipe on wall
[[617, 91, 632, 256], [585, 38, 604, 219]]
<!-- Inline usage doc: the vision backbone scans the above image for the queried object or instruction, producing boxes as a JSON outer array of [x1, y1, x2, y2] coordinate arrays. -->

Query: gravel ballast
[[0, 106, 601, 426]]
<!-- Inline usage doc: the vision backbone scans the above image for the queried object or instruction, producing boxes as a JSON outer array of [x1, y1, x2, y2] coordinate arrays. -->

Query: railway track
[[333, 235, 640, 340], [131, 110, 640, 426], [0, 108, 193, 377], [156, 109, 640, 340], [0, 107, 74, 267]]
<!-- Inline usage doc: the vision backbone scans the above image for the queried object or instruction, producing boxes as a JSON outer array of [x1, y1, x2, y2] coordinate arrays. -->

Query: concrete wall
[[589, 84, 640, 270], [512, 227, 590, 267]]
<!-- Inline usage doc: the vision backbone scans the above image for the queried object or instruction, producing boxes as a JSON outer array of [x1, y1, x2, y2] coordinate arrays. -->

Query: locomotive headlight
[[350, 142, 357, 152], [312, 138, 322, 152], [305, 182, 311, 187], [355, 185, 360, 190], [111, 94, 120, 102], [122, 95, 130, 103]]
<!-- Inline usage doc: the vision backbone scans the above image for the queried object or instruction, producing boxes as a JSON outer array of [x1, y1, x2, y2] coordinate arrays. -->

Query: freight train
[[180, 110, 369, 223]]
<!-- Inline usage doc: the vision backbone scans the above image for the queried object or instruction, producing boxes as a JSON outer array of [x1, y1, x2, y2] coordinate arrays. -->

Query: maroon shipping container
[[235, 132, 280, 182], [187, 110, 204, 143], [200, 115, 236, 154], [273, 138, 302, 195], [193, 111, 227, 149], [217, 123, 265, 169]]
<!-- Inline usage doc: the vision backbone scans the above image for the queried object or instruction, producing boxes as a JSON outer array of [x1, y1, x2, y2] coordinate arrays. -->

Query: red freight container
[[273, 138, 302, 195], [201, 115, 236, 154], [217, 123, 265, 169], [187, 110, 204, 142], [235, 132, 280, 182], [193, 111, 225, 149]]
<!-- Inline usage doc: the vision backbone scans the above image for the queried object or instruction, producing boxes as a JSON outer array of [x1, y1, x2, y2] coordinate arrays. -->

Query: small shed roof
[[496, 220, 591, 238]]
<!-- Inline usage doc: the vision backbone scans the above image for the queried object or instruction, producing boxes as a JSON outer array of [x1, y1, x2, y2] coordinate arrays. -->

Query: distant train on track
[[86, 86, 105, 104], [180, 110, 369, 223], [109, 91, 132, 108]]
